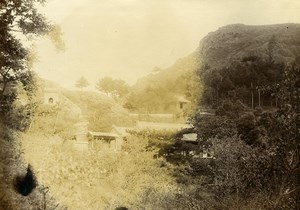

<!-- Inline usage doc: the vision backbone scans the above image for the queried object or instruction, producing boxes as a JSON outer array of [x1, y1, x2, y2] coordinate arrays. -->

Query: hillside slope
[[134, 52, 199, 92], [42, 79, 133, 131], [63, 90, 134, 131], [128, 23, 300, 111], [198, 23, 300, 69], [136, 23, 300, 85], [127, 53, 201, 113]]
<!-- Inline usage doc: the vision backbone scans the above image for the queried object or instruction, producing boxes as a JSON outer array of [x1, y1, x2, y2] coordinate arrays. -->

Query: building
[[176, 96, 191, 111], [181, 133, 214, 158], [43, 88, 61, 105], [87, 125, 133, 151], [43, 88, 82, 116], [155, 133, 214, 159], [87, 131, 123, 151]]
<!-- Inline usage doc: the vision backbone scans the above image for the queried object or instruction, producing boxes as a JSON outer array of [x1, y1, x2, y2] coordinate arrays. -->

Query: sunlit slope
[[42, 79, 133, 131]]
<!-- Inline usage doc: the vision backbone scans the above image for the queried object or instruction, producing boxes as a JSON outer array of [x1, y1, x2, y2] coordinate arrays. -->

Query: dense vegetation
[[200, 56, 286, 109], [21, 108, 179, 209], [0, 1, 66, 209], [124, 59, 202, 113], [1, 10, 299, 209], [124, 23, 300, 115], [154, 24, 300, 209], [121, 23, 300, 209], [0, 0, 63, 124], [62, 89, 134, 132]]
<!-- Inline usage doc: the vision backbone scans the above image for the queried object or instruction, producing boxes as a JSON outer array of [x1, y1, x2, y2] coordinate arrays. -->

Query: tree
[[75, 76, 89, 90], [0, 0, 63, 131], [95, 76, 114, 96], [0, 0, 62, 110], [267, 35, 278, 64], [111, 79, 129, 98], [96, 77, 129, 99], [211, 63, 299, 209]]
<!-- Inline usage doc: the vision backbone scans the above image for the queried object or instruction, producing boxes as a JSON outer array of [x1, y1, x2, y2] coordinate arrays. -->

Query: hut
[[87, 131, 122, 151]]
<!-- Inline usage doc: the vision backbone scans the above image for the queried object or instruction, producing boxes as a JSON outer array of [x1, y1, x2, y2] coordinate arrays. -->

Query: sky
[[33, 0, 300, 89]]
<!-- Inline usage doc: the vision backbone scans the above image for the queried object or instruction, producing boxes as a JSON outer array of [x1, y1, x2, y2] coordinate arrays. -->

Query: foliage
[[215, 99, 247, 118], [128, 129, 179, 158], [128, 129, 176, 142], [0, 71, 42, 131], [0, 122, 66, 210], [30, 103, 79, 140], [96, 76, 129, 99], [198, 24, 300, 70], [200, 58, 285, 108], [212, 137, 270, 196], [0, 0, 63, 131], [187, 62, 300, 209], [190, 114, 237, 141], [125, 85, 177, 113], [63, 90, 134, 132], [125, 55, 201, 114], [0, 0, 61, 104], [21, 130, 178, 209], [75, 76, 89, 90]]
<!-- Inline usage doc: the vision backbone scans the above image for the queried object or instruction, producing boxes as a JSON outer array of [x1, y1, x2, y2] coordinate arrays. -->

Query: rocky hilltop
[[128, 23, 300, 111], [136, 23, 300, 86], [197, 23, 300, 68]]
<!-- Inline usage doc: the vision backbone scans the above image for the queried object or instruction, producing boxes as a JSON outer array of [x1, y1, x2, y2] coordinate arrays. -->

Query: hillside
[[62, 90, 134, 131], [198, 23, 300, 69], [136, 23, 300, 85], [42, 79, 133, 131], [126, 53, 201, 113], [128, 23, 300, 111], [134, 52, 199, 92]]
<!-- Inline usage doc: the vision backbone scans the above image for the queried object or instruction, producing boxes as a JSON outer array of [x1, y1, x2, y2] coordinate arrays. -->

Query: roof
[[181, 133, 198, 142], [88, 131, 119, 138], [136, 121, 193, 130], [176, 96, 190, 103]]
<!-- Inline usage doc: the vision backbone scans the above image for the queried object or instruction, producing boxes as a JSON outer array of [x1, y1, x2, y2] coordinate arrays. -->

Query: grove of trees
[[200, 56, 285, 109], [96, 76, 129, 99]]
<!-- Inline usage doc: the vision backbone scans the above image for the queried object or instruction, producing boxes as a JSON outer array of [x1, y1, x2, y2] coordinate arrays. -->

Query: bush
[[29, 104, 79, 140], [191, 115, 237, 141], [21, 132, 178, 209], [0, 122, 66, 210]]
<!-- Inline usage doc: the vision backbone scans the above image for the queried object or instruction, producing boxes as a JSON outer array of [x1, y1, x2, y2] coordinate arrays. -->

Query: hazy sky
[[34, 0, 300, 89]]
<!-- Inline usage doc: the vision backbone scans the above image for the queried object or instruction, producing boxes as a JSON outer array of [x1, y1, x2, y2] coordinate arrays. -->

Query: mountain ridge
[[197, 23, 300, 69], [134, 23, 300, 89], [127, 23, 300, 112]]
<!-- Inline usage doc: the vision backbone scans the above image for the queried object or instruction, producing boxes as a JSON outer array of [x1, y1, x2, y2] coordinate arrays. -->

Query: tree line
[[75, 76, 129, 99]]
